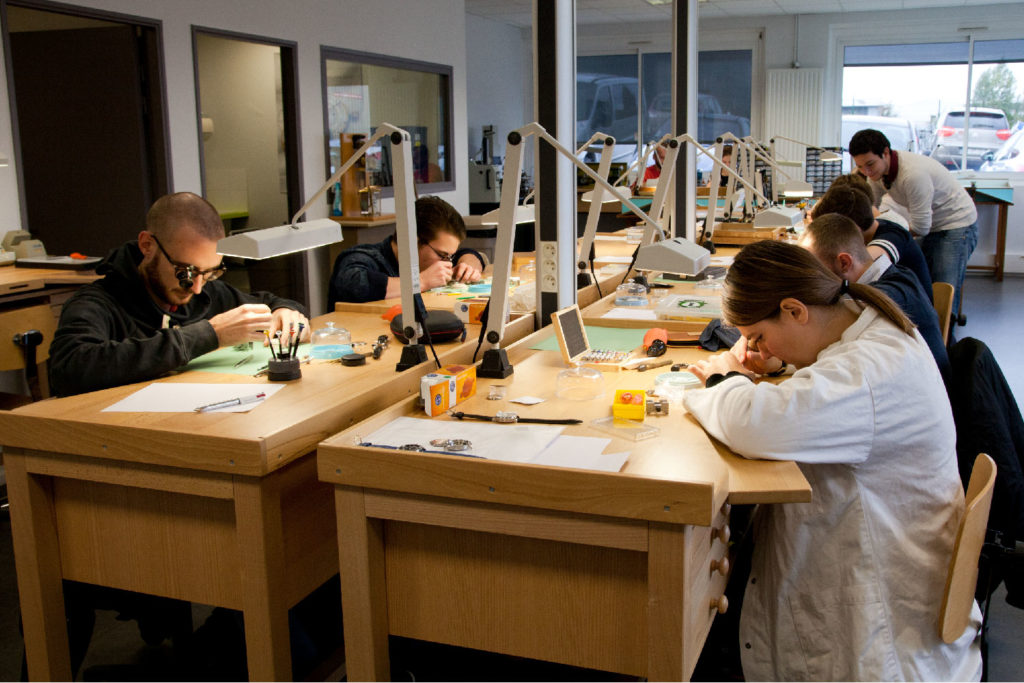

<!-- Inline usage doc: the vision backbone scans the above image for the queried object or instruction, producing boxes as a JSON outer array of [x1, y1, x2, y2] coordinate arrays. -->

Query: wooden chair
[[0, 303, 57, 409], [933, 281, 954, 346], [939, 452, 997, 644]]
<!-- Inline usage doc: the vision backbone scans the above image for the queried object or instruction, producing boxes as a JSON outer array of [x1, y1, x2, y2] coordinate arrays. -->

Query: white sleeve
[[683, 367, 875, 465], [899, 174, 936, 236]]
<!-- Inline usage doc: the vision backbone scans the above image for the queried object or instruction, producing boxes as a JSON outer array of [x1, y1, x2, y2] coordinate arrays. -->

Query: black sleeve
[[328, 250, 390, 305], [454, 246, 486, 270], [48, 292, 219, 397]]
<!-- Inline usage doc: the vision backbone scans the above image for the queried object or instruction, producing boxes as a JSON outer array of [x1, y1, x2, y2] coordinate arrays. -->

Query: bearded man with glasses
[[49, 192, 309, 396]]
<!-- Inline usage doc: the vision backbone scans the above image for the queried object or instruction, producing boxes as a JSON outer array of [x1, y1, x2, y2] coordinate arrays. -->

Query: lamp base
[[478, 348, 514, 379], [396, 344, 429, 372]]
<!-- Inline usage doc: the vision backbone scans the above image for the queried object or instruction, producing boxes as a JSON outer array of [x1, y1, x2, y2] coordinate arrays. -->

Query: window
[[842, 39, 1024, 173], [576, 49, 753, 168], [321, 47, 453, 195]]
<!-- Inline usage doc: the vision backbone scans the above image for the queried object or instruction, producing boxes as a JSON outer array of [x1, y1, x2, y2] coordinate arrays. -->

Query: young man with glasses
[[49, 192, 309, 396], [328, 195, 485, 305]]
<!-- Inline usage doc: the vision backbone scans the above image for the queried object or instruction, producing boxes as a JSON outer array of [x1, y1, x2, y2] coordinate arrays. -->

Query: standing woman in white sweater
[[683, 240, 981, 682]]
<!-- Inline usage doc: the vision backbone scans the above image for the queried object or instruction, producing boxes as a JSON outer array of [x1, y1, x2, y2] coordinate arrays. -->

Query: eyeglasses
[[422, 242, 454, 262], [151, 234, 226, 288]]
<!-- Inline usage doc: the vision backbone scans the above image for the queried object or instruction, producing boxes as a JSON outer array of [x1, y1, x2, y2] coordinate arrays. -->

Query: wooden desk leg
[[4, 450, 73, 681], [647, 522, 689, 681], [996, 203, 1007, 282], [335, 486, 390, 681], [234, 477, 292, 681]]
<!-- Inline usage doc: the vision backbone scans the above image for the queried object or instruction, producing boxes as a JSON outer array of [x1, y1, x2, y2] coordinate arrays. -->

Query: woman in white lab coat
[[683, 240, 981, 682]]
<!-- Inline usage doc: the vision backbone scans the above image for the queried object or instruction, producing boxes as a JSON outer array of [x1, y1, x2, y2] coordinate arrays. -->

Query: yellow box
[[612, 389, 647, 421]]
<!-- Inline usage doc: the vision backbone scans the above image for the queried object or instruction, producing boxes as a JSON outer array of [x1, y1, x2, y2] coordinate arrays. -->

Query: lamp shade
[[217, 218, 341, 259]]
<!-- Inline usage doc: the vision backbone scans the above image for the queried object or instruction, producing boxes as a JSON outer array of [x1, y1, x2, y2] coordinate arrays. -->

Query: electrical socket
[[540, 241, 557, 272], [541, 273, 557, 292]]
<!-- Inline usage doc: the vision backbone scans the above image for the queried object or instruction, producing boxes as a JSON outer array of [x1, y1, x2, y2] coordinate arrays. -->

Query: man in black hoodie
[[49, 192, 309, 397]]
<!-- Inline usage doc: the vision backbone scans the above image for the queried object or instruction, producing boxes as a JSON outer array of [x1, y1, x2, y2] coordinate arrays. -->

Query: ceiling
[[465, 0, 1023, 27]]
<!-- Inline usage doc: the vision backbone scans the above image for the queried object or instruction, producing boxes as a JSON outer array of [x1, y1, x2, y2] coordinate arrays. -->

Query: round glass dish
[[310, 322, 353, 360]]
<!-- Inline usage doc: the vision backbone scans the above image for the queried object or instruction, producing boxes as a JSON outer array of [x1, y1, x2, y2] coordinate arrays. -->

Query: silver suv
[[930, 107, 1011, 170]]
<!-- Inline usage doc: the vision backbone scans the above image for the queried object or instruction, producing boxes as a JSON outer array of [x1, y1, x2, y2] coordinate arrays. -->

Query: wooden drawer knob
[[713, 525, 731, 544], [711, 556, 730, 576], [710, 595, 729, 614]]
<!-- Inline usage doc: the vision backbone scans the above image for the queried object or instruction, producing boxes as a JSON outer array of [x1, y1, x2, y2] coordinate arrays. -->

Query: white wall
[[465, 13, 531, 168], [196, 35, 288, 229]]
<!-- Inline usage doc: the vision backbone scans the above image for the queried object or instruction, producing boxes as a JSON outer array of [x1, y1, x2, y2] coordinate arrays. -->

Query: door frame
[[1, 0, 172, 229]]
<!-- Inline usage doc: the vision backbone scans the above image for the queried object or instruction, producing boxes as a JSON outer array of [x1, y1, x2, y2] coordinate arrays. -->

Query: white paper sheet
[[600, 308, 659, 321], [361, 416, 627, 471], [594, 235, 628, 242], [593, 255, 634, 264], [710, 255, 734, 267], [530, 435, 628, 473], [102, 383, 285, 413]]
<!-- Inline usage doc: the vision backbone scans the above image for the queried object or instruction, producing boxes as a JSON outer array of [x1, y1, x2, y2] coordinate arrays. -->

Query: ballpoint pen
[[194, 392, 267, 413]]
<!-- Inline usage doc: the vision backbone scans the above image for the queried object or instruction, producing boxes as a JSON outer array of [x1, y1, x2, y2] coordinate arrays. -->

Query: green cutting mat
[[530, 326, 645, 352], [185, 343, 311, 375]]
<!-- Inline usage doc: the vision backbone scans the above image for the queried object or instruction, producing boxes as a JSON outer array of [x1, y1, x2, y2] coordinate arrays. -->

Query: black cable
[[621, 244, 640, 286], [451, 411, 582, 425], [589, 259, 602, 299], [413, 293, 442, 369], [472, 298, 491, 362]]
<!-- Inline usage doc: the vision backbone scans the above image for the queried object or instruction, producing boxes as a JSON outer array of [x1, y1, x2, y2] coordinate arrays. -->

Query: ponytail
[[723, 240, 914, 335]]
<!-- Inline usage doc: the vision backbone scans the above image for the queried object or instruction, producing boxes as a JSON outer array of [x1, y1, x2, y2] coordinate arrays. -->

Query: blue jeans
[[921, 222, 978, 319]]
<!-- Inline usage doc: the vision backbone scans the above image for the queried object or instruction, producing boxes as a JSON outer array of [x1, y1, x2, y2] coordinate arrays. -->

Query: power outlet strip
[[539, 241, 557, 292]]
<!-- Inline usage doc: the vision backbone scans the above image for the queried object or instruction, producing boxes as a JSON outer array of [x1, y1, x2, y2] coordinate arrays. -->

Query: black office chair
[[948, 337, 1024, 679]]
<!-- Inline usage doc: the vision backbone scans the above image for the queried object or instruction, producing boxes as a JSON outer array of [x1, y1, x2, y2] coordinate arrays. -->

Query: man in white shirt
[[849, 128, 978, 317]]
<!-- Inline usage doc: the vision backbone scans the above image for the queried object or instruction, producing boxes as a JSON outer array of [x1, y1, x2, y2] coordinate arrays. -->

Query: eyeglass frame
[[421, 241, 454, 263], [150, 233, 226, 287]]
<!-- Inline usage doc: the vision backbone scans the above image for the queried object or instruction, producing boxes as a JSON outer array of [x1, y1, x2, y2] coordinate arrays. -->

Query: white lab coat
[[683, 304, 982, 681]]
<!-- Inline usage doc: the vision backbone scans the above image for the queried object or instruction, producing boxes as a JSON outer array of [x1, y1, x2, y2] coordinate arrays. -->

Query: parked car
[[841, 114, 920, 173], [646, 92, 750, 143], [577, 73, 641, 163], [929, 107, 1012, 170], [979, 126, 1024, 173]]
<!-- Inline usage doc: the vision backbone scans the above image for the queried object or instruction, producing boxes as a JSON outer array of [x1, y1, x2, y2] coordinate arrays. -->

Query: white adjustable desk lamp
[[220, 122, 424, 371], [478, 122, 678, 379]]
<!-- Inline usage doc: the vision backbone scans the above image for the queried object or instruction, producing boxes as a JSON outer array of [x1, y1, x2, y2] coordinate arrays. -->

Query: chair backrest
[[933, 281, 954, 345], [939, 452, 997, 643]]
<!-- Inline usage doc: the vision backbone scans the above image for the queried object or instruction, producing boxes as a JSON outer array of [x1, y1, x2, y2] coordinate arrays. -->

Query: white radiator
[[764, 68, 824, 170]]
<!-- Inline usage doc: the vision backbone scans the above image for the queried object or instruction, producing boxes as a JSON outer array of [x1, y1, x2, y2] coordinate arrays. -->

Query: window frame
[[319, 45, 455, 198]]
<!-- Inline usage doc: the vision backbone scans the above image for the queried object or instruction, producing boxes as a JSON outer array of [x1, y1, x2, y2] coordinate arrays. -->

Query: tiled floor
[[1, 273, 1022, 681]]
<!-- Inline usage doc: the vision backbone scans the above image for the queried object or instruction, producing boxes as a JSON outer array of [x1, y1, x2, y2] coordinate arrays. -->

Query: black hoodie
[[48, 241, 306, 397]]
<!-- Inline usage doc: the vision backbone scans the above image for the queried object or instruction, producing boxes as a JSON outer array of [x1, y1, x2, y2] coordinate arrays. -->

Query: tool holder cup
[[267, 357, 302, 381]]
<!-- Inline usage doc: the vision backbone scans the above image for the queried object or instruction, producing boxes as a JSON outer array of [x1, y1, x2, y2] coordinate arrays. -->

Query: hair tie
[[839, 279, 850, 295]]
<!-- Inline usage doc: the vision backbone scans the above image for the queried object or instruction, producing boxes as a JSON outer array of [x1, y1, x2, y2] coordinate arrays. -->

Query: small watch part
[[341, 353, 366, 366], [493, 411, 518, 423], [646, 398, 670, 416], [429, 438, 473, 452], [399, 444, 426, 451], [487, 385, 508, 400]]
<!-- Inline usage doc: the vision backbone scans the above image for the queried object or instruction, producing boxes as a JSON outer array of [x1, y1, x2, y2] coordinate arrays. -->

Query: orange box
[[453, 297, 489, 324], [421, 364, 477, 416], [439, 364, 477, 402], [612, 389, 647, 421]]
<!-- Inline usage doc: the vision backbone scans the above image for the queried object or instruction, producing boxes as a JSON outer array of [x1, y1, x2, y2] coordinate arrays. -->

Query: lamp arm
[[578, 135, 616, 274], [531, 124, 663, 233], [674, 133, 769, 205], [289, 125, 397, 226], [485, 122, 666, 351]]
